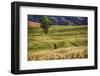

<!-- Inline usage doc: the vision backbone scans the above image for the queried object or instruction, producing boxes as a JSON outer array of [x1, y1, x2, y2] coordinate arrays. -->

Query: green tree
[[40, 16, 52, 34]]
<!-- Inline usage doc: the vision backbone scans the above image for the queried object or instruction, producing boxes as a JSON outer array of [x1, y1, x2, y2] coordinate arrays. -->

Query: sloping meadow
[[28, 25, 88, 60]]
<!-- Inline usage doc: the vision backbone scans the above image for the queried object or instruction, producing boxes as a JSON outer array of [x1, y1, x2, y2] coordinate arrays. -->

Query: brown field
[[28, 21, 40, 28], [28, 47, 87, 61]]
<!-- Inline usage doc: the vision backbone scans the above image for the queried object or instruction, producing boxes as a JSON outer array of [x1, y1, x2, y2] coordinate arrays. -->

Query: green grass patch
[[28, 25, 87, 52]]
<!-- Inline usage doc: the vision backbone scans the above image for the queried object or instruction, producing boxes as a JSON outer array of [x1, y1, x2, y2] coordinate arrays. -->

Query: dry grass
[[28, 21, 40, 29], [28, 47, 88, 61]]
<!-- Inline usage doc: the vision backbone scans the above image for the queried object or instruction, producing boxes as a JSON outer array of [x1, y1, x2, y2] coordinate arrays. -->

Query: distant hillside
[[28, 21, 40, 28], [28, 15, 88, 25]]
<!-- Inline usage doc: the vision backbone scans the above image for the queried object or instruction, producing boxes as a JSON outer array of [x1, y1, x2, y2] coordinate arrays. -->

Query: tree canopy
[[40, 16, 52, 34]]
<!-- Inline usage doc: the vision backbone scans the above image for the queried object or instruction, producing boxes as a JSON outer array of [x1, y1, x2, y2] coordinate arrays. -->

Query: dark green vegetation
[[28, 25, 88, 60]]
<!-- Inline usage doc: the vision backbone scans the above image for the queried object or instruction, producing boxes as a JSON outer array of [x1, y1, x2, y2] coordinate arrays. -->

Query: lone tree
[[40, 16, 52, 34], [40, 16, 57, 49]]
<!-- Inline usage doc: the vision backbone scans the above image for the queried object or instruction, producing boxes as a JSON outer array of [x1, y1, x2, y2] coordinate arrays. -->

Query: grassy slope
[[28, 25, 88, 60]]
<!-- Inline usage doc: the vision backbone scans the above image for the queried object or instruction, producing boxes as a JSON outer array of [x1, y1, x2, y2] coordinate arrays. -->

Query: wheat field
[[28, 47, 87, 60], [28, 25, 88, 61]]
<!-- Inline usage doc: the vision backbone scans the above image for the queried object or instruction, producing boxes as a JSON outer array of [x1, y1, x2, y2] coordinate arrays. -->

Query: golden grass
[[28, 47, 88, 61]]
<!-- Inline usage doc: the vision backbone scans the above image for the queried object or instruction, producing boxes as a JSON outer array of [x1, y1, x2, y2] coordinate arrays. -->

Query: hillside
[[28, 25, 88, 60], [28, 21, 40, 28]]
